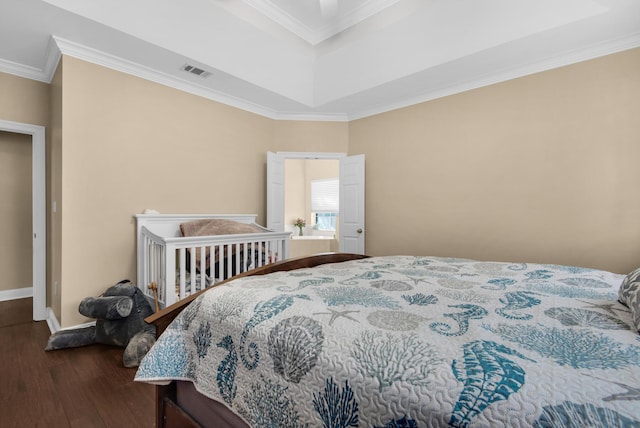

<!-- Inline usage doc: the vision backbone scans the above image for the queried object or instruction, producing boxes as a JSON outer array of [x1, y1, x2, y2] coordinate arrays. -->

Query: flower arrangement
[[294, 218, 306, 236]]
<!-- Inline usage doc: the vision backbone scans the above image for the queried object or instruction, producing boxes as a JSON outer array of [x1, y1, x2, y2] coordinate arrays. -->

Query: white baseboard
[[0, 292, 96, 335], [46, 307, 60, 333], [0, 294, 93, 335], [46, 308, 96, 334], [59, 320, 97, 331], [0, 286, 33, 302]]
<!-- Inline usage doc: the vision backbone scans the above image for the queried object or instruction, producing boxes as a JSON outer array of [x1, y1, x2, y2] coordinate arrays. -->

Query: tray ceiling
[[1, 0, 639, 120]]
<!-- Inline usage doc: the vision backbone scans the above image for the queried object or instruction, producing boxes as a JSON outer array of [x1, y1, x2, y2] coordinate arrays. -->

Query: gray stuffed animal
[[45, 279, 156, 367]]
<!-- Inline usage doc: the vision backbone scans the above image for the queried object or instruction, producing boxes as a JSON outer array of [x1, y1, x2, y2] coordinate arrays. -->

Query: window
[[315, 212, 337, 231], [311, 178, 338, 231]]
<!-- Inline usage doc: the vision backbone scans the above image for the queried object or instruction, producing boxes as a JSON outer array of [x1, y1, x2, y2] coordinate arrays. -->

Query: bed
[[135, 253, 640, 427], [135, 213, 291, 309]]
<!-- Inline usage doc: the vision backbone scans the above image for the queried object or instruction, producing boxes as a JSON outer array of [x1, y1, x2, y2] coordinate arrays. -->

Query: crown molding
[[0, 37, 61, 83], [242, 0, 402, 45], [49, 36, 349, 122], [272, 110, 349, 122], [0, 57, 50, 83], [51, 36, 291, 120], [2, 32, 639, 122], [349, 32, 640, 121], [43, 37, 63, 82]]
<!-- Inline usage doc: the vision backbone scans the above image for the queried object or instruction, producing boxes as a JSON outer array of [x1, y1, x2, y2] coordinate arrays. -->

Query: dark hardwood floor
[[0, 298, 155, 427]]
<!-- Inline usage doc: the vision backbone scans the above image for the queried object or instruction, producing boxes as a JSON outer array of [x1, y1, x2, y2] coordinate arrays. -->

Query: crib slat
[[144, 238, 151, 299], [178, 248, 186, 301], [164, 244, 176, 307], [138, 216, 292, 310], [159, 243, 166, 304], [149, 241, 156, 301], [207, 245, 214, 286], [200, 246, 207, 289], [242, 242, 247, 272], [226, 244, 232, 281], [273, 240, 281, 263], [216, 244, 222, 282], [257, 241, 263, 267], [188, 246, 195, 295], [254, 242, 258, 268], [234, 243, 238, 275]]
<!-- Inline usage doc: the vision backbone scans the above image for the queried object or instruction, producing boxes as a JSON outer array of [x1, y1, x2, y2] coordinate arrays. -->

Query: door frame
[[267, 151, 366, 254], [0, 119, 46, 321], [268, 151, 346, 231]]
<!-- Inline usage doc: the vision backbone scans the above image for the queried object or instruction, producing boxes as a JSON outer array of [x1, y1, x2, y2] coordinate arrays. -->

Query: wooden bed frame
[[144, 253, 369, 428]]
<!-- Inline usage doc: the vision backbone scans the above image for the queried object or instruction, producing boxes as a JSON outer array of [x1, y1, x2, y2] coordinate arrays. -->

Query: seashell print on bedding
[[268, 316, 324, 383], [370, 279, 413, 291], [367, 310, 428, 331], [136, 255, 639, 427]]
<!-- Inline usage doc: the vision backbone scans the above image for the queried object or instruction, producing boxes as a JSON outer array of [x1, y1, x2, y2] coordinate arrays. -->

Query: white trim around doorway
[[0, 119, 47, 321]]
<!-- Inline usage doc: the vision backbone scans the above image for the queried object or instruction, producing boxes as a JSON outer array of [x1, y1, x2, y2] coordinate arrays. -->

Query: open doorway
[[285, 158, 340, 257], [0, 131, 32, 298], [285, 158, 339, 236], [0, 120, 46, 321], [267, 151, 365, 255]]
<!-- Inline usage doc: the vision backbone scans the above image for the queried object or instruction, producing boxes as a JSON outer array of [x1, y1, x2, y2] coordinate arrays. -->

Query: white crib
[[135, 214, 291, 309]]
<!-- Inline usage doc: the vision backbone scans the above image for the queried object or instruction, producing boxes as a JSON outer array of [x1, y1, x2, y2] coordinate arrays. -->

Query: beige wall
[[285, 159, 306, 227], [350, 48, 640, 274], [0, 131, 32, 291], [57, 56, 348, 326], [0, 72, 50, 126], [274, 121, 348, 153], [0, 72, 50, 297]]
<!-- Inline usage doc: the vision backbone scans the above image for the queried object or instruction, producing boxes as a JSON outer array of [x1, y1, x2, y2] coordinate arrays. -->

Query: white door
[[339, 155, 365, 254], [266, 152, 366, 254], [266, 151, 285, 231]]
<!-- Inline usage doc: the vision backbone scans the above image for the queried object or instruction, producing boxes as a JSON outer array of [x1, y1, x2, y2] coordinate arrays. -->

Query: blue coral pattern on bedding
[[135, 256, 640, 427]]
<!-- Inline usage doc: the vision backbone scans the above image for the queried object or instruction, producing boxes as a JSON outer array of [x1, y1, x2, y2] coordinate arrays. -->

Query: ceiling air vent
[[182, 64, 211, 78]]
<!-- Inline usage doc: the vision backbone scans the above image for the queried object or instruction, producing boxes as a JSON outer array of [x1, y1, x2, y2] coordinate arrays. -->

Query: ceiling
[[1, 0, 639, 121]]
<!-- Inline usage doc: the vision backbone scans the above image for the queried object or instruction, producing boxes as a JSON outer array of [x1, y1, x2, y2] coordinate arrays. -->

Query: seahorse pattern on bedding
[[136, 255, 640, 427]]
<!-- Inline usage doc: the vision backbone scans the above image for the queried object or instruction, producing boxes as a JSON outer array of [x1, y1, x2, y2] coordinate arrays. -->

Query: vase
[[298, 226, 303, 236]]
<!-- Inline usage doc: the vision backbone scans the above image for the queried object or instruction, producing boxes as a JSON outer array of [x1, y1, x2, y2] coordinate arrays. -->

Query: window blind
[[311, 178, 339, 212]]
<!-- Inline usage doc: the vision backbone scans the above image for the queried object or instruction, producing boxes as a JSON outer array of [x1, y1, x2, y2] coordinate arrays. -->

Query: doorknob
[[357, 228, 363, 234]]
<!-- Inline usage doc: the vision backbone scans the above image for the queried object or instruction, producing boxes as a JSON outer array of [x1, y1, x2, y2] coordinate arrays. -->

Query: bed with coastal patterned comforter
[[135, 255, 640, 427]]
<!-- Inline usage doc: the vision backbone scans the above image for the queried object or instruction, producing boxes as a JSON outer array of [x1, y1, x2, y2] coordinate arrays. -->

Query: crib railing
[[139, 226, 290, 308]]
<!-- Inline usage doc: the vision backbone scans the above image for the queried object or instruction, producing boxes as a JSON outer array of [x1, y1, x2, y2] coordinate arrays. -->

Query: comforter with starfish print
[[135, 255, 640, 427]]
